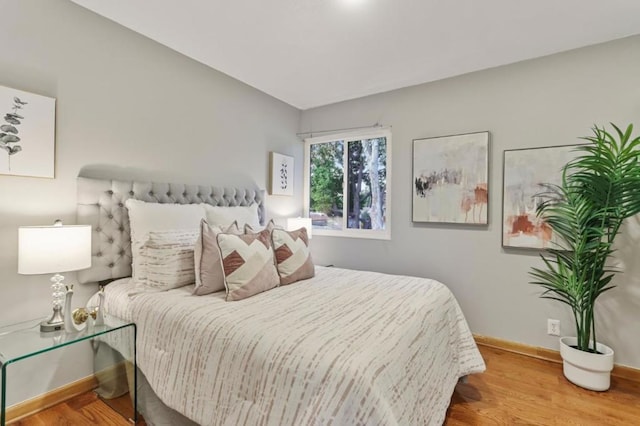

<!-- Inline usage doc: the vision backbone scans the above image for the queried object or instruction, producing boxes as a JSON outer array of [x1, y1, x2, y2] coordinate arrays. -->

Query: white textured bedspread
[[125, 266, 484, 425]]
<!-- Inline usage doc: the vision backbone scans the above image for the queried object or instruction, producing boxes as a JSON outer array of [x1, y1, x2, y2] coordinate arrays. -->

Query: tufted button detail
[[119, 250, 125, 256], [97, 252, 102, 257], [119, 226, 125, 232], [166, 191, 172, 197], [197, 193, 201, 197], [108, 262, 115, 268], [108, 238, 114, 243], [129, 191, 134, 196], [118, 202, 124, 207], [108, 214, 113, 219], [149, 191, 154, 196], [96, 227, 102, 232], [182, 192, 187, 197], [107, 190, 113, 195]]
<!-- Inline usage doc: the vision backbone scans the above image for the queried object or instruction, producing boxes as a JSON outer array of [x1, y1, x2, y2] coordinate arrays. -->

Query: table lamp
[[287, 217, 312, 239], [18, 220, 92, 332]]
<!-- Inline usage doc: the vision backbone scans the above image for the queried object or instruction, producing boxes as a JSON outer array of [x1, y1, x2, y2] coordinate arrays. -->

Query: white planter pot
[[559, 336, 614, 391]]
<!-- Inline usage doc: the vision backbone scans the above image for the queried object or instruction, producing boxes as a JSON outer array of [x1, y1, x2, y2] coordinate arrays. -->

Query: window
[[304, 128, 391, 239]]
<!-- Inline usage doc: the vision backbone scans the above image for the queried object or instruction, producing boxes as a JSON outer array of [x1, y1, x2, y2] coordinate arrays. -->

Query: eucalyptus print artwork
[[0, 85, 56, 178], [0, 96, 27, 171]]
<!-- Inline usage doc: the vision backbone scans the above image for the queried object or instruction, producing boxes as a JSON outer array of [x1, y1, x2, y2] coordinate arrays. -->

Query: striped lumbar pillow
[[139, 229, 200, 291], [216, 229, 279, 301], [271, 227, 315, 285]]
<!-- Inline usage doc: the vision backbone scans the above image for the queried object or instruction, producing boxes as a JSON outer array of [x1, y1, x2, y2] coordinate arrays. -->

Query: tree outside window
[[304, 129, 391, 239]]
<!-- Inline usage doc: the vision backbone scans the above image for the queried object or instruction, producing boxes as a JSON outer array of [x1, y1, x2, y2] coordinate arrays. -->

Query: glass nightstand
[[0, 316, 136, 425]]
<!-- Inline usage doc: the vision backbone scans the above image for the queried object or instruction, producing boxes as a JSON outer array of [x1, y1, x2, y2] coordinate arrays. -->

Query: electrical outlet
[[547, 319, 560, 336]]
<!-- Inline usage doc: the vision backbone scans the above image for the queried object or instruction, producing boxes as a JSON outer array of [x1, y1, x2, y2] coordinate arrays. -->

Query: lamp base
[[40, 304, 65, 332], [40, 319, 64, 332]]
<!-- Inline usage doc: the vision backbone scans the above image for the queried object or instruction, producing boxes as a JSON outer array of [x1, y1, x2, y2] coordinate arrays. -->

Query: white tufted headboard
[[76, 176, 265, 284]]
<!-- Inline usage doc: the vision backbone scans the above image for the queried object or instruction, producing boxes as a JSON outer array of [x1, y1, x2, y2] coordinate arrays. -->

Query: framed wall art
[[412, 131, 489, 224], [269, 152, 294, 196], [0, 85, 56, 178], [502, 144, 584, 249]]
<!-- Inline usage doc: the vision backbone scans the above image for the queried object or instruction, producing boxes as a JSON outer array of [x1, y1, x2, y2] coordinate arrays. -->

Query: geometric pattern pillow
[[216, 229, 279, 301], [271, 227, 315, 285], [138, 229, 200, 291], [193, 220, 242, 296]]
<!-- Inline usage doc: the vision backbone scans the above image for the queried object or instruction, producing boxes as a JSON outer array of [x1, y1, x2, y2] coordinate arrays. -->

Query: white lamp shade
[[287, 217, 312, 239], [18, 225, 92, 274]]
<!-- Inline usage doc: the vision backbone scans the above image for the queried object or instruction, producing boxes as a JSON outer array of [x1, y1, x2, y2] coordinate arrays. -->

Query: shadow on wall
[[78, 164, 260, 190], [597, 215, 640, 344]]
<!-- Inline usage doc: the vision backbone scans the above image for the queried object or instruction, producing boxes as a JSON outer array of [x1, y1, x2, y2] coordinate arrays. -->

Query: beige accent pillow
[[217, 229, 279, 301], [193, 220, 242, 295], [271, 227, 315, 285]]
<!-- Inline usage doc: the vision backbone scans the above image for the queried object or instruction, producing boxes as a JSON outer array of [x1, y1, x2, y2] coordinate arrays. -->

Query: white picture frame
[[412, 131, 490, 224], [269, 152, 294, 196], [0, 85, 56, 178], [502, 144, 584, 249]]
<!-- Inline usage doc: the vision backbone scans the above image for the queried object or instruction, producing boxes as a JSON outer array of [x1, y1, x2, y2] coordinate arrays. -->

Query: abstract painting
[[269, 152, 294, 196], [413, 132, 489, 224], [502, 145, 584, 249], [0, 85, 56, 178]]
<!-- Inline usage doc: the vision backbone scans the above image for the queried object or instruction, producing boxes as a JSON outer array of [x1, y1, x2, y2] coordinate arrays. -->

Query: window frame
[[303, 127, 392, 240]]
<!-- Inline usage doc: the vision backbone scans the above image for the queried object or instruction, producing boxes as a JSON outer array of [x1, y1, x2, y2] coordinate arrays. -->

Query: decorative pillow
[[204, 203, 260, 229], [243, 219, 278, 234], [140, 230, 200, 291], [271, 227, 315, 285], [216, 230, 279, 301], [193, 220, 242, 296], [125, 199, 206, 282]]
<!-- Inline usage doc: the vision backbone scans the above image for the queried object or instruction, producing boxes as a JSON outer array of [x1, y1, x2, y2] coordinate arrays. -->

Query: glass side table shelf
[[0, 316, 136, 425]]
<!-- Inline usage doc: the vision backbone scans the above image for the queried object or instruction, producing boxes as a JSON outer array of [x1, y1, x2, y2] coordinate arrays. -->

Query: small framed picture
[[269, 152, 294, 196], [0, 85, 56, 178]]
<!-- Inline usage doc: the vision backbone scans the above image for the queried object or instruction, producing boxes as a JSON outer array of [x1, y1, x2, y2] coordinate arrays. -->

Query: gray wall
[[3, 0, 638, 410], [301, 35, 640, 368], [0, 0, 301, 405]]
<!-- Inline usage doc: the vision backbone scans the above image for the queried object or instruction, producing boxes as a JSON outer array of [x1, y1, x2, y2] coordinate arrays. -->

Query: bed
[[78, 176, 485, 426]]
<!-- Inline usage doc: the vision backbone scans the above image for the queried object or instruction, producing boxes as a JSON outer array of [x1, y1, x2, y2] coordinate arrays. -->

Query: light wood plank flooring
[[13, 345, 640, 425]]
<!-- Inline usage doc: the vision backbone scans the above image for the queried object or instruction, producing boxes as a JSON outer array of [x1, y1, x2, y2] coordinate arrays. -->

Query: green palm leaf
[[529, 124, 640, 353]]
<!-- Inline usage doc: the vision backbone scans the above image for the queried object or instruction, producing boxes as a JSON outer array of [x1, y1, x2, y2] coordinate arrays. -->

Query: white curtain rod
[[296, 122, 386, 138]]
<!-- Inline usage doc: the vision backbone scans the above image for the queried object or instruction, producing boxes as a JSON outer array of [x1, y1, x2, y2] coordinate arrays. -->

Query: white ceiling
[[71, 0, 640, 110]]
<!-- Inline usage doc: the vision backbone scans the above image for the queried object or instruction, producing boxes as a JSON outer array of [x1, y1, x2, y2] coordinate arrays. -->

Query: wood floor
[[10, 392, 145, 426], [12, 345, 640, 425], [447, 346, 640, 425]]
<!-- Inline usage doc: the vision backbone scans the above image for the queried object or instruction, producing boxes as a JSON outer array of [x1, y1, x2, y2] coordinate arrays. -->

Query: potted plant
[[530, 123, 640, 391]]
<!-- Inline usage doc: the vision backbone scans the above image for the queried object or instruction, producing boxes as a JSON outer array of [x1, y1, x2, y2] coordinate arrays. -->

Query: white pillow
[[125, 199, 206, 283], [204, 203, 260, 229], [244, 219, 279, 234]]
